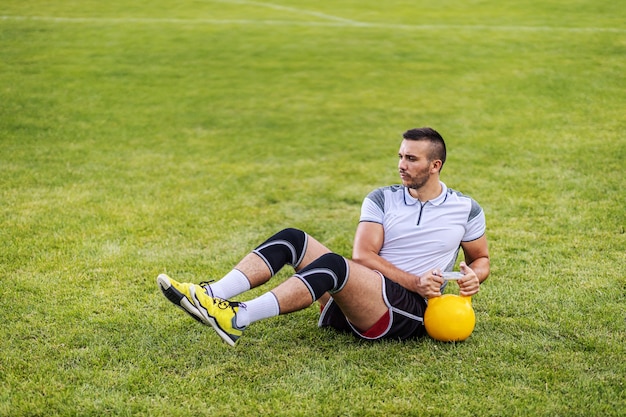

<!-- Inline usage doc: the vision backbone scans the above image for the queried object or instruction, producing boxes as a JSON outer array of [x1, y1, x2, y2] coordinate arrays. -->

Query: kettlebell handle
[[442, 272, 464, 280], [441, 272, 472, 301]]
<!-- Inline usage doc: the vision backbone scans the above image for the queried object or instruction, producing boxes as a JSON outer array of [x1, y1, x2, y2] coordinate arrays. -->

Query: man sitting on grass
[[157, 127, 490, 346]]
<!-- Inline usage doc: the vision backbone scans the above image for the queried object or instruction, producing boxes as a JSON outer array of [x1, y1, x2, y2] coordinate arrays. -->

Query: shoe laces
[[213, 297, 246, 311], [198, 281, 246, 310], [199, 280, 214, 297]]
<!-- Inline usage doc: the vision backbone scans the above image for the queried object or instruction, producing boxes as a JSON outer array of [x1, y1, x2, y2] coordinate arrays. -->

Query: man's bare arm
[[456, 235, 490, 296]]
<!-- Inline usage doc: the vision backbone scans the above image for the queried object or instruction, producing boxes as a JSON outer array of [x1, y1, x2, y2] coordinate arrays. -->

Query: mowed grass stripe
[[1, 15, 624, 32], [212, 0, 363, 23]]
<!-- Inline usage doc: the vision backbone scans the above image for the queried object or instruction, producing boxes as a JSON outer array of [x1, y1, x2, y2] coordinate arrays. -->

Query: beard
[[400, 166, 430, 190]]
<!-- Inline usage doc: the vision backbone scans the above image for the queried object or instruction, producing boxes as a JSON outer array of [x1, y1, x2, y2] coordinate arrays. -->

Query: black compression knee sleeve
[[253, 228, 308, 275], [294, 253, 349, 301]]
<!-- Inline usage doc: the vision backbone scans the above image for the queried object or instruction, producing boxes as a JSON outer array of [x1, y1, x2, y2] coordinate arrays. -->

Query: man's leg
[[159, 250, 387, 346], [157, 228, 332, 345]]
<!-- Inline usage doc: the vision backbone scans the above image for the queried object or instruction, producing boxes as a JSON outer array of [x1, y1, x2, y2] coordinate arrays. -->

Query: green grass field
[[1, 1, 624, 415]]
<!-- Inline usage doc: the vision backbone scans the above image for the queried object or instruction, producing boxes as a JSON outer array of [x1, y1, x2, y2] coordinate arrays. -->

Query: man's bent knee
[[294, 253, 349, 301], [253, 228, 308, 275]]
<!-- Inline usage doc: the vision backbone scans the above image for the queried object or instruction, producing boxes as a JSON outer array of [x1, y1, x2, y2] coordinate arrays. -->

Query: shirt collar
[[403, 181, 448, 206]]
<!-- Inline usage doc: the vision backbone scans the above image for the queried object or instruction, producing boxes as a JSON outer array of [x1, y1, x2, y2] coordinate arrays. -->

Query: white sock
[[208, 269, 251, 299], [235, 292, 280, 328]]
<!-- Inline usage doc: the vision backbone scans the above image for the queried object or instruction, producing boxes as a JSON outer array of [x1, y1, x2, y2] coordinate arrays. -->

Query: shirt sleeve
[[359, 189, 385, 224], [463, 201, 486, 241]]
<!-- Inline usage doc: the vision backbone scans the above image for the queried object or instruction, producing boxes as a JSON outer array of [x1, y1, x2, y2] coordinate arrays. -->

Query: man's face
[[398, 139, 434, 190]]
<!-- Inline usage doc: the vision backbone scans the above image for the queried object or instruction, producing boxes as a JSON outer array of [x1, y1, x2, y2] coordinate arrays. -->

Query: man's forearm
[[467, 257, 490, 283], [352, 253, 420, 293]]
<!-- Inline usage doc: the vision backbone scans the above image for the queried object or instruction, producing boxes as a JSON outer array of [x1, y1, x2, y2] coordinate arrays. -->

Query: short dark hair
[[402, 127, 447, 167]]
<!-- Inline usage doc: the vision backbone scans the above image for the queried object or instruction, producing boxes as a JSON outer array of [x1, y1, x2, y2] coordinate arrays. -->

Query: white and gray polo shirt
[[359, 182, 486, 277]]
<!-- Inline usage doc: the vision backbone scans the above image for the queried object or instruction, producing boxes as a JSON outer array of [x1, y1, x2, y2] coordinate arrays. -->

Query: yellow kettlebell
[[424, 293, 475, 342]]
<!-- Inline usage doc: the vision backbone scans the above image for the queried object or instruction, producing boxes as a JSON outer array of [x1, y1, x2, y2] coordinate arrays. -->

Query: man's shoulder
[[364, 185, 404, 212], [446, 188, 483, 219]]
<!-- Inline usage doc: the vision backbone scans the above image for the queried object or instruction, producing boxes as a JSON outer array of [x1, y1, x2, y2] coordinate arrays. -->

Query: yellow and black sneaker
[[157, 274, 246, 346]]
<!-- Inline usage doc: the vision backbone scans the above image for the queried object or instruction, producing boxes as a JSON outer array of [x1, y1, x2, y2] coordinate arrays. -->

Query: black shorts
[[318, 273, 427, 340]]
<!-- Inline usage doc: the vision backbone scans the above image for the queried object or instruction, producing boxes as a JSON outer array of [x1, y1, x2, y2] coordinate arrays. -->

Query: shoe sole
[[157, 274, 204, 324], [189, 285, 237, 347]]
